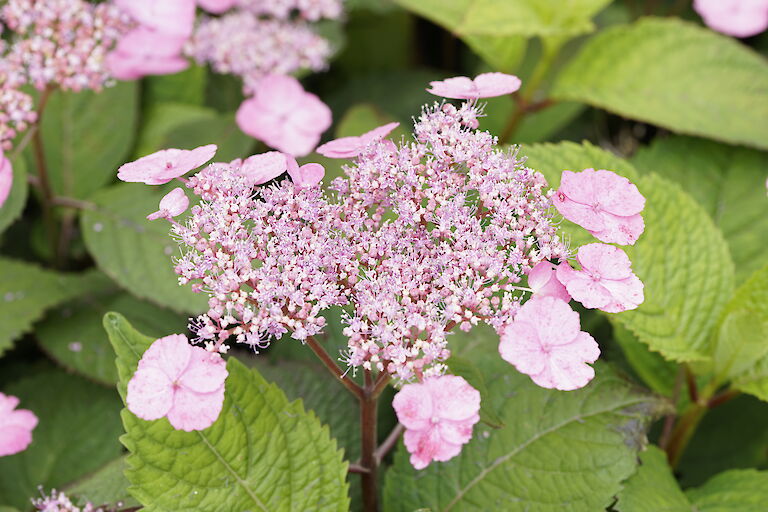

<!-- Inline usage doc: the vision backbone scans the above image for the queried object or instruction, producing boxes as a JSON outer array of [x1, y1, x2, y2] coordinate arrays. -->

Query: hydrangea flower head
[[0, 392, 38, 457], [553, 168, 645, 245], [557, 243, 644, 313], [236, 74, 332, 156], [117, 144, 217, 185], [147, 187, 190, 221], [694, 0, 768, 37], [115, 0, 195, 38], [427, 72, 522, 99], [392, 375, 480, 469], [316, 122, 400, 159], [0, 152, 12, 208], [528, 261, 570, 302], [127, 334, 228, 431], [499, 296, 600, 391]]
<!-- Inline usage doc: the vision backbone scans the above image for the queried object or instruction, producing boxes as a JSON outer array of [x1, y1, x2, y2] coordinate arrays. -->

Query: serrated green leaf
[[30, 82, 138, 199], [38, 282, 188, 385], [383, 363, 664, 511], [104, 313, 350, 512], [394, 0, 612, 38], [0, 259, 103, 355], [632, 136, 768, 283], [617, 445, 768, 512], [523, 142, 734, 363], [613, 323, 678, 397], [552, 18, 768, 150], [81, 183, 207, 314], [66, 457, 138, 509], [0, 156, 28, 236], [0, 371, 123, 510]]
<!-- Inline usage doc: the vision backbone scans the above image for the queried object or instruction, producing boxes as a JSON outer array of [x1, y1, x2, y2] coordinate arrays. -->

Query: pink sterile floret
[[499, 296, 600, 391], [147, 187, 189, 221], [197, 0, 237, 14], [236, 74, 332, 157], [127, 334, 228, 432], [557, 243, 644, 313], [117, 144, 217, 185], [286, 156, 325, 188], [527, 261, 570, 302], [239, 151, 288, 186], [392, 375, 480, 470], [0, 152, 12, 208], [694, 0, 768, 38], [553, 168, 645, 246], [107, 27, 189, 81], [116, 0, 196, 38], [0, 392, 38, 457], [316, 122, 400, 159], [427, 72, 522, 100]]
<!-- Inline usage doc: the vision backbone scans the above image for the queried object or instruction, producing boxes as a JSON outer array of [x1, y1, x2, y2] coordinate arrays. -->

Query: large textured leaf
[[616, 445, 768, 511], [0, 155, 28, 236], [66, 457, 139, 509], [383, 362, 665, 511], [394, 0, 612, 37], [0, 259, 103, 355], [552, 18, 768, 150], [104, 313, 349, 512], [632, 136, 768, 283], [33, 82, 138, 199], [81, 183, 207, 313], [523, 142, 734, 362], [0, 371, 123, 510], [38, 283, 188, 385]]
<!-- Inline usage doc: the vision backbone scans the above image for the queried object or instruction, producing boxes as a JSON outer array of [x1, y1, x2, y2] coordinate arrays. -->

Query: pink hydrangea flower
[[286, 156, 325, 188], [0, 392, 38, 457], [556, 243, 644, 313], [116, 0, 195, 37], [239, 151, 288, 186], [107, 28, 189, 81], [236, 74, 332, 157], [127, 334, 228, 432], [117, 144, 217, 185], [527, 261, 570, 302], [392, 375, 480, 470], [147, 187, 189, 221], [0, 152, 12, 208], [197, 0, 237, 13], [552, 168, 645, 246], [694, 0, 768, 37], [499, 296, 600, 391], [316, 122, 400, 159], [427, 72, 522, 100]]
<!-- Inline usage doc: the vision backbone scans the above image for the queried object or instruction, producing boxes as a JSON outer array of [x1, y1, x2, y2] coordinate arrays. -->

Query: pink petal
[[360, 122, 400, 144], [599, 275, 645, 313], [558, 169, 597, 206], [3, 409, 38, 430], [528, 261, 571, 302], [532, 332, 599, 391], [107, 50, 189, 81], [178, 347, 228, 394], [552, 194, 606, 232], [392, 382, 433, 431], [560, 273, 613, 309], [316, 136, 365, 159], [137, 334, 192, 381], [288, 162, 325, 188], [126, 367, 174, 421], [0, 425, 34, 457], [255, 74, 306, 113], [592, 170, 645, 216], [116, 0, 195, 37], [694, 0, 768, 37], [427, 76, 476, 99], [427, 376, 480, 422], [589, 212, 645, 246], [197, 0, 237, 13], [577, 243, 633, 280], [403, 428, 454, 469], [472, 72, 522, 98], [240, 152, 288, 186], [0, 153, 12, 208], [117, 146, 216, 185], [148, 187, 189, 220], [437, 419, 476, 446], [499, 320, 548, 376], [0, 393, 37, 456], [0, 393, 19, 415], [166, 386, 225, 431], [515, 296, 581, 347]]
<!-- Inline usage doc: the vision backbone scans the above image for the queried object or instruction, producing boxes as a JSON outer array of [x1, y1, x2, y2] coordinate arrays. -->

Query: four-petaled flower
[[557, 243, 644, 313], [499, 296, 600, 391], [553, 168, 645, 246], [127, 334, 229, 431], [0, 392, 38, 457], [528, 261, 571, 302], [427, 72, 521, 99], [107, 28, 189, 81], [117, 144, 217, 185], [392, 375, 480, 469], [316, 122, 400, 159]]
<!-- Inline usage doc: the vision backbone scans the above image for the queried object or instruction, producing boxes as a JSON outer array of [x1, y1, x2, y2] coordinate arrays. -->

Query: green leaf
[[383, 364, 665, 511], [0, 155, 28, 236], [613, 323, 678, 397], [104, 313, 350, 512], [552, 18, 768, 150], [134, 103, 214, 158], [0, 259, 103, 355], [394, 0, 612, 38], [81, 183, 207, 314], [33, 82, 138, 199], [465, 35, 527, 74], [38, 282, 188, 385], [715, 266, 768, 400], [144, 65, 208, 106], [66, 457, 139, 509], [632, 136, 768, 283], [617, 445, 768, 512], [0, 371, 123, 510], [523, 142, 735, 363]]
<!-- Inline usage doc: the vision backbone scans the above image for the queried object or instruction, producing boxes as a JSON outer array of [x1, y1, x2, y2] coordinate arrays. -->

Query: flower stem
[[31, 86, 58, 260], [360, 370, 379, 512], [304, 335, 364, 400], [375, 423, 404, 464]]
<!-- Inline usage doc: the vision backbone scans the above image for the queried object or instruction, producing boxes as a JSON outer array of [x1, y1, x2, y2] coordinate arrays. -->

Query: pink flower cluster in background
[[117, 73, 646, 467], [0, 151, 13, 208], [32, 489, 109, 512], [694, 0, 768, 38], [0, 392, 37, 457]]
